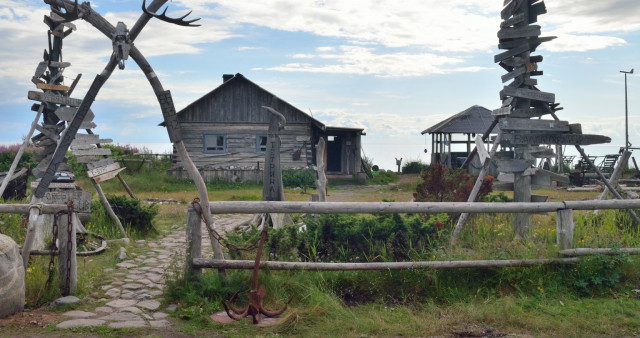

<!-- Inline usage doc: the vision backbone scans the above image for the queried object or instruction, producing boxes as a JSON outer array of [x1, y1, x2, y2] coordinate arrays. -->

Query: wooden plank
[[507, 76, 525, 88], [86, 158, 115, 170], [502, 133, 611, 146], [501, 66, 526, 83], [498, 25, 541, 39], [492, 107, 512, 116], [569, 124, 582, 134], [74, 156, 97, 164], [502, 97, 515, 107], [74, 133, 99, 140], [529, 1, 547, 24], [528, 147, 555, 158], [70, 144, 95, 150], [49, 61, 71, 68], [494, 44, 529, 63], [32, 62, 48, 82], [79, 121, 97, 129], [54, 107, 95, 122], [475, 135, 490, 163], [523, 78, 538, 86], [71, 137, 112, 146], [500, 86, 555, 103], [501, 0, 524, 20], [72, 148, 112, 156], [556, 209, 574, 250], [510, 107, 544, 118], [496, 159, 531, 173], [500, 12, 526, 27], [28, 91, 83, 107], [87, 163, 121, 178], [36, 83, 71, 92], [34, 124, 60, 141], [498, 118, 570, 132], [93, 167, 126, 183], [499, 36, 556, 50], [42, 190, 92, 213]]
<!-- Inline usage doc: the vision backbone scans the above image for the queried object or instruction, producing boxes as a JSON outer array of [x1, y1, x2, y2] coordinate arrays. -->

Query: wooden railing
[[185, 200, 640, 274]]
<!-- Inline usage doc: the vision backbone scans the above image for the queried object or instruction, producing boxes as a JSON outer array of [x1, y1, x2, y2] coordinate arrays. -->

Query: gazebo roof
[[421, 105, 498, 135]]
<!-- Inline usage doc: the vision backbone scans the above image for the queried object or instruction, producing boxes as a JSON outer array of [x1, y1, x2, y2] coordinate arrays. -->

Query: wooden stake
[[57, 211, 77, 296], [315, 138, 327, 202], [185, 203, 202, 276], [556, 209, 574, 250]]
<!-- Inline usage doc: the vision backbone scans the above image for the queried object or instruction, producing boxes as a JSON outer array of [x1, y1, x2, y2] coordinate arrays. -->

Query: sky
[[0, 0, 639, 170]]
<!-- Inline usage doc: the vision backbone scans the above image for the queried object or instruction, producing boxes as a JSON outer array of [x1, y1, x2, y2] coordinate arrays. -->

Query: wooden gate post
[[185, 203, 202, 276], [556, 209, 574, 250], [58, 211, 77, 296], [513, 171, 532, 240]]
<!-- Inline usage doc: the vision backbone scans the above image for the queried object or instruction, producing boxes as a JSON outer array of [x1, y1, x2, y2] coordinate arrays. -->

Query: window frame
[[203, 133, 227, 154], [256, 132, 268, 153]]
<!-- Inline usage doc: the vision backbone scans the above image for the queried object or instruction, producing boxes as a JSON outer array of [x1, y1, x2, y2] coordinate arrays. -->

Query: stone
[[137, 300, 161, 311], [116, 262, 137, 269], [149, 290, 163, 297], [95, 306, 113, 313], [56, 319, 106, 329], [122, 283, 144, 290], [136, 293, 151, 300], [0, 235, 25, 319], [105, 288, 121, 298], [99, 311, 143, 321], [108, 321, 148, 328], [52, 296, 80, 308], [165, 304, 177, 312], [149, 319, 170, 328], [103, 268, 114, 273], [105, 299, 137, 308], [142, 313, 153, 320], [121, 293, 136, 300], [119, 306, 142, 314], [152, 312, 169, 319], [117, 247, 127, 261], [62, 310, 96, 318]]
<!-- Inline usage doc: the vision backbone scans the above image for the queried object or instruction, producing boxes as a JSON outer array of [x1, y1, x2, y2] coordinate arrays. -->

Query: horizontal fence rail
[[0, 204, 70, 215], [192, 258, 579, 271], [208, 200, 640, 215]]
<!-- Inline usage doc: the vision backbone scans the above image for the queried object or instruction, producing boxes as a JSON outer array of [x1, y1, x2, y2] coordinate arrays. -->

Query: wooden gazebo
[[421, 105, 498, 170]]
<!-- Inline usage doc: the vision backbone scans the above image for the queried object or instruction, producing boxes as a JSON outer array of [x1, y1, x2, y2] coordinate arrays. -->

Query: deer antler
[[51, 0, 80, 23], [142, 0, 201, 27]]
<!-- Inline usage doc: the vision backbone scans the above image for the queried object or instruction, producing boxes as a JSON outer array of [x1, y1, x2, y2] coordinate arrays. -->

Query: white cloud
[[266, 45, 489, 77], [543, 33, 627, 53]]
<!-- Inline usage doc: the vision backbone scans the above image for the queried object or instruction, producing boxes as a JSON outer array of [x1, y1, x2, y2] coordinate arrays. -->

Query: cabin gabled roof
[[162, 73, 326, 130], [421, 105, 498, 135]]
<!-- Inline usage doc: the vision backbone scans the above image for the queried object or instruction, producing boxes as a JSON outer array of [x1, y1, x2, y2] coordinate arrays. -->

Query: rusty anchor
[[222, 214, 293, 324]]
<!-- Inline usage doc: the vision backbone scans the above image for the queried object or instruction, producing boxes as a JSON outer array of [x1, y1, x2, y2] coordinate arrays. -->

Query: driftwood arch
[[24, 0, 225, 264]]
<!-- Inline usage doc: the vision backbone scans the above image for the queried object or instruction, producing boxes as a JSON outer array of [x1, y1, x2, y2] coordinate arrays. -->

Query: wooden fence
[[185, 200, 640, 274]]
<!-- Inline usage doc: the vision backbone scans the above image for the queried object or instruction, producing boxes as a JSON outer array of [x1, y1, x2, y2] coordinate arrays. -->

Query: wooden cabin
[[163, 73, 365, 182], [421, 105, 498, 172]]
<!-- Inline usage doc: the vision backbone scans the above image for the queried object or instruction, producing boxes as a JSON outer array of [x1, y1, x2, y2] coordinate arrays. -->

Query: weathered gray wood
[[71, 138, 112, 146], [57, 211, 77, 295], [33, 124, 60, 142], [54, 107, 94, 123], [496, 159, 531, 173], [500, 12, 526, 27], [556, 209, 574, 250], [510, 107, 544, 118], [74, 156, 98, 163], [48, 61, 71, 68], [501, 66, 526, 83], [36, 82, 71, 92], [93, 167, 126, 183], [597, 150, 631, 201], [193, 257, 578, 271], [185, 204, 202, 276], [498, 36, 556, 50], [492, 107, 511, 116], [451, 132, 503, 246], [501, 0, 525, 20], [502, 133, 611, 146], [21, 197, 43, 270], [497, 25, 541, 39], [500, 86, 555, 103], [316, 137, 327, 202], [513, 171, 532, 240], [72, 148, 112, 156], [28, 91, 83, 107], [42, 190, 92, 214], [528, 1, 547, 23], [494, 44, 529, 63], [499, 118, 569, 132], [87, 163, 121, 178], [262, 105, 286, 202], [475, 135, 490, 163], [85, 158, 115, 170], [157, 90, 183, 143], [559, 248, 640, 257]]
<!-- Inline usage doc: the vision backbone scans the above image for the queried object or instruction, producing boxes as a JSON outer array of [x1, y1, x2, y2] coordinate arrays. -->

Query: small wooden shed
[[163, 73, 365, 182], [421, 105, 497, 170]]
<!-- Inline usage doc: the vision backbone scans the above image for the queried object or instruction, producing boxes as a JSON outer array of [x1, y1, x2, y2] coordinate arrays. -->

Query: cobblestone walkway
[[54, 214, 250, 330]]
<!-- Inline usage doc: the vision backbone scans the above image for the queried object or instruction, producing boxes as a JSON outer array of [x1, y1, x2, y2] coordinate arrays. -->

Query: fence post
[[556, 209, 574, 250], [185, 203, 202, 276], [58, 211, 77, 296]]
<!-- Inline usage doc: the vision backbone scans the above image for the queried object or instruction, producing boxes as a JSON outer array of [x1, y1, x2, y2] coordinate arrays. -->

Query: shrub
[[0, 144, 41, 172], [413, 163, 493, 203], [106, 195, 159, 236], [368, 171, 398, 185], [282, 168, 316, 188], [570, 253, 631, 295], [402, 160, 429, 174]]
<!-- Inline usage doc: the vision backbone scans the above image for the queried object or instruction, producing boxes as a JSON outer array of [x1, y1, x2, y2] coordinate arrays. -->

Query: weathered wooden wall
[[172, 122, 313, 170]]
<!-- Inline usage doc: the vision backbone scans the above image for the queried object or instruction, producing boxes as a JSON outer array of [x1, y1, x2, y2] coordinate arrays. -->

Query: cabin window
[[203, 133, 226, 153], [256, 133, 268, 153]]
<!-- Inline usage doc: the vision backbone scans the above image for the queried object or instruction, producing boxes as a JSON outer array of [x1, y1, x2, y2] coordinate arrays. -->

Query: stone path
[[54, 214, 251, 330]]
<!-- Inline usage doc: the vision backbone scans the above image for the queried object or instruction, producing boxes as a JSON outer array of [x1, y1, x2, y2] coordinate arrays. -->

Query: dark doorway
[[327, 136, 342, 172]]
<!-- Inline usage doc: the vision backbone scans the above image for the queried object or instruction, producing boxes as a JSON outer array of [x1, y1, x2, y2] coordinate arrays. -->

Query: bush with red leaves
[[413, 163, 493, 203]]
